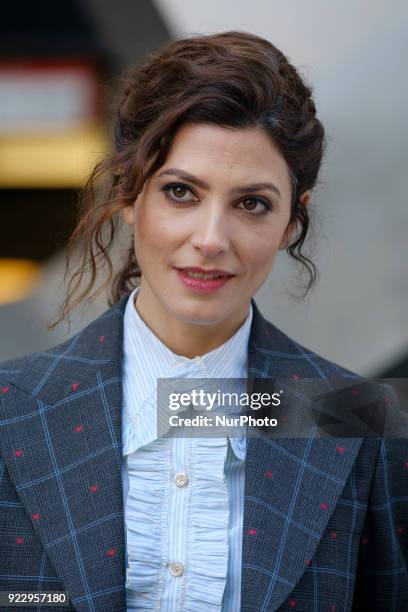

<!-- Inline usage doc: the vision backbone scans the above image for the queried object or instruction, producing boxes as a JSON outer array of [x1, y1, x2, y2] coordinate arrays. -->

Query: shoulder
[[250, 298, 362, 382], [252, 302, 402, 438], [0, 350, 42, 386], [0, 296, 129, 397]]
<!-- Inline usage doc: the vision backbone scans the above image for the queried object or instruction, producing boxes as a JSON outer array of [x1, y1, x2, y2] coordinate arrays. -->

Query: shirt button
[[169, 562, 184, 577], [175, 472, 189, 487]]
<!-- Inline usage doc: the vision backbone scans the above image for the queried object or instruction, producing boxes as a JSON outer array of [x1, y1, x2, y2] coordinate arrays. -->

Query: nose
[[190, 206, 230, 257]]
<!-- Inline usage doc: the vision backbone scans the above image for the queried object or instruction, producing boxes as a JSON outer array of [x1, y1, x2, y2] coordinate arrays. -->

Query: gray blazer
[[0, 295, 407, 611]]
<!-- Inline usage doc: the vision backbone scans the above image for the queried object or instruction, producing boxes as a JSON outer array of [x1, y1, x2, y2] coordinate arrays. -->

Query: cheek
[[133, 204, 185, 262], [241, 228, 282, 270]]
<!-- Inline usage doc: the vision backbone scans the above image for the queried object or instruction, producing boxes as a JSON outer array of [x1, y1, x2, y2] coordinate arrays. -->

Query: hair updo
[[56, 30, 325, 323]]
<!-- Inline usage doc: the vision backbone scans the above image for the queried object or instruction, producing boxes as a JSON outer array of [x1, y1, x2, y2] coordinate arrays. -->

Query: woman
[[0, 31, 406, 612]]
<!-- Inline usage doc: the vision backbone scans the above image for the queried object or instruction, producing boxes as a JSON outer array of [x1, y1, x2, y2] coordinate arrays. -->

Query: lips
[[175, 267, 234, 278], [175, 267, 234, 294]]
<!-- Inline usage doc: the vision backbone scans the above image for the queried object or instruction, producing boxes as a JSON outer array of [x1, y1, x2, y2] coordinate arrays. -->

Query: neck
[[133, 285, 249, 358]]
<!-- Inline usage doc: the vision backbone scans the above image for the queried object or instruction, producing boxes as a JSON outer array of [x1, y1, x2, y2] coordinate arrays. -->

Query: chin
[[170, 301, 227, 326]]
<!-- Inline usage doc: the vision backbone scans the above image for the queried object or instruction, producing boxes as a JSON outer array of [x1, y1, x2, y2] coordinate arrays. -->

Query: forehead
[[159, 122, 292, 195]]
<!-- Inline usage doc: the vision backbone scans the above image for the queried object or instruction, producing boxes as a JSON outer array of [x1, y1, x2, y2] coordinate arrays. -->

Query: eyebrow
[[157, 168, 282, 199]]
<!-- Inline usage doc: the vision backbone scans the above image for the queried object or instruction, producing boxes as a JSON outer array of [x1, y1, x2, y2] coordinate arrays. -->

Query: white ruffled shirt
[[121, 286, 253, 611]]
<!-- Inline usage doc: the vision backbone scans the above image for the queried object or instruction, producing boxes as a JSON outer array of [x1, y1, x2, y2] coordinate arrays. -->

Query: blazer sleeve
[[352, 384, 408, 610]]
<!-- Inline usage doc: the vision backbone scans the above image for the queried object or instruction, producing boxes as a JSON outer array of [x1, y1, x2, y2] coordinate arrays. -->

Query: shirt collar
[[122, 286, 252, 460]]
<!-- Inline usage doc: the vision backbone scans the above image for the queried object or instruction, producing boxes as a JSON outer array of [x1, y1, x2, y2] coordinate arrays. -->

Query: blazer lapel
[[0, 300, 128, 612], [241, 300, 364, 611]]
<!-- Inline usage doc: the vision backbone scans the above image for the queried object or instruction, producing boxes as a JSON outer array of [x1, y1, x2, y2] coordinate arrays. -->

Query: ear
[[121, 204, 135, 226], [279, 190, 311, 250], [279, 222, 297, 250], [299, 190, 312, 206]]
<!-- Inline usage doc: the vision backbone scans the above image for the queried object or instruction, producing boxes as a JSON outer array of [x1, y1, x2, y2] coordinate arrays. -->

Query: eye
[[237, 197, 272, 215], [161, 182, 197, 202], [160, 183, 272, 214]]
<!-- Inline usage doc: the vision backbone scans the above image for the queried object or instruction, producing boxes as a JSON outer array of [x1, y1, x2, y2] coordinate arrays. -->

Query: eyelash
[[160, 182, 272, 215]]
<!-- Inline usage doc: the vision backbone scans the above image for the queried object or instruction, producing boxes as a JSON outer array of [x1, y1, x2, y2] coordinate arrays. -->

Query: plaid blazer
[[0, 295, 407, 612]]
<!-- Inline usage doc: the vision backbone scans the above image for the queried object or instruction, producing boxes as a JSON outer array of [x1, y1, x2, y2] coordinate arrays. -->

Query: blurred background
[[0, 0, 407, 377]]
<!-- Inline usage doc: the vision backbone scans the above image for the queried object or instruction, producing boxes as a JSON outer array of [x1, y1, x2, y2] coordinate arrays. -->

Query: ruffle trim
[[183, 436, 230, 611], [125, 436, 170, 605], [124, 433, 231, 610]]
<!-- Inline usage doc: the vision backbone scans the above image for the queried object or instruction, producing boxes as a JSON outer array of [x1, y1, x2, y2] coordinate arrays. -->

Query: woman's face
[[122, 122, 294, 333]]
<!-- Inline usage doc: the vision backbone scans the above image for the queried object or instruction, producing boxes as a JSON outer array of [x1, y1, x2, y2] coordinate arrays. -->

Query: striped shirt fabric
[[121, 286, 253, 611]]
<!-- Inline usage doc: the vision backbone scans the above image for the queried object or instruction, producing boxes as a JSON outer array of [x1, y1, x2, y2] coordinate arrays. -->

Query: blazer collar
[[0, 294, 363, 611]]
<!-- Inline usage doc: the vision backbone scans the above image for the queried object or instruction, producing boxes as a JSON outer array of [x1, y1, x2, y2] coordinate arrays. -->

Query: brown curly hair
[[53, 30, 325, 325]]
